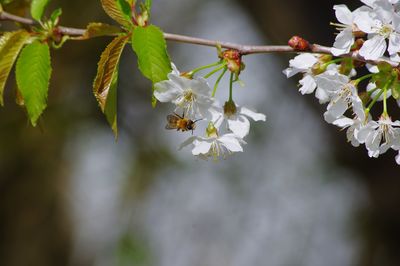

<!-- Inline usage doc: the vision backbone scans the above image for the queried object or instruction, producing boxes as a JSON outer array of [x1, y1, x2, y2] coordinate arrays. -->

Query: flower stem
[[323, 58, 343, 68], [204, 63, 227, 79], [366, 88, 385, 113], [212, 67, 227, 97], [189, 61, 222, 76], [355, 73, 374, 85], [229, 72, 234, 101], [383, 86, 388, 115]]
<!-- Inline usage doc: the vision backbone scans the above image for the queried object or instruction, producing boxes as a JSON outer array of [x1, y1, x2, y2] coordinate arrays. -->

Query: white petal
[[218, 134, 244, 152], [359, 36, 387, 60], [333, 117, 354, 127], [171, 63, 180, 75], [315, 72, 348, 93], [299, 75, 317, 94], [354, 11, 376, 33], [315, 87, 331, 104], [153, 81, 181, 102], [192, 140, 213, 155], [227, 115, 250, 138], [283, 67, 299, 78], [332, 28, 355, 56], [366, 64, 379, 73], [326, 98, 348, 119], [352, 96, 366, 119], [289, 53, 319, 69], [334, 5, 353, 25], [396, 151, 400, 165], [240, 107, 266, 121], [388, 33, 400, 55]]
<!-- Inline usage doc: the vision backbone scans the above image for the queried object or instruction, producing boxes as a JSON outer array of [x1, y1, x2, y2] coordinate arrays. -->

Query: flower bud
[[288, 36, 310, 51], [221, 49, 243, 75], [223, 100, 237, 118]]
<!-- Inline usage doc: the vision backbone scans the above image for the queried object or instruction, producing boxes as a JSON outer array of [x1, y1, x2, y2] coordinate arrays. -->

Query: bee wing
[[166, 114, 179, 130], [165, 124, 177, 130], [167, 114, 179, 123]]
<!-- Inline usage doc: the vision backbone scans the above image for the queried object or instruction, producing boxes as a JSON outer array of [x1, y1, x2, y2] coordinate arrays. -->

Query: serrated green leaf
[[131, 25, 171, 84], [30, 0, 51, 21], [0, 30, 30, 105], [93, 35, 128, 137], [100, 0, 132, 28], [81, 23, 122, 39], [16, 41, 52, 126]]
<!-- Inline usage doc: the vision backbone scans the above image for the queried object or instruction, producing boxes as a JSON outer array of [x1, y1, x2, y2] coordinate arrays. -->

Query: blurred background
[[0, 0, 399, 265]]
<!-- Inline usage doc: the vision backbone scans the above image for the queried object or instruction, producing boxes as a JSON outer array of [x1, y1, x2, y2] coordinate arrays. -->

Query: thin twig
[[0, 10, 398, 67]]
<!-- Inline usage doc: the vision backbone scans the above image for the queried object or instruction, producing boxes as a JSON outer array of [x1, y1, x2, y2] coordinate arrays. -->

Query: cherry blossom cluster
[[285, 0, 400, 165], [154, 56, 266, 160]]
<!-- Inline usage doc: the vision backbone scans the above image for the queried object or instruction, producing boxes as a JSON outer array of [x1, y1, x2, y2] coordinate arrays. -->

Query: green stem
[[383, 86, 388, 115], [229, 72, 234, 101], [212, 67, 227, 97], [322, 58, 343, 68], [355, 73, 374, 85], [189, 61, 222, 76], [366, 89, 385, 112], [366, 79, 393, 113], [204, 63, 227, 79]]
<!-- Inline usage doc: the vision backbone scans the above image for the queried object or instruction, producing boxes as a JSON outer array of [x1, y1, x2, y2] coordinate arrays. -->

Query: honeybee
[[165, 112, 201, 134]]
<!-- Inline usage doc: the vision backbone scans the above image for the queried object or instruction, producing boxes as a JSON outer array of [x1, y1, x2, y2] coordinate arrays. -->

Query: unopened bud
[[288, 36, 310, 51], [222, 49, 243, 75]]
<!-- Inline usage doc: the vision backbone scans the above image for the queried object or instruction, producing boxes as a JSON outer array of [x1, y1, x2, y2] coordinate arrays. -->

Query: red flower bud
[[288, 36, 310, 51]]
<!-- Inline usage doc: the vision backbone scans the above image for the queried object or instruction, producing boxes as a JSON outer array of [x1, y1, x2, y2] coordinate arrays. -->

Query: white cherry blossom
[[331, 5, 371, 56], [331, 112, 369, 147], [358, 1, 400, 60], [179, 129, 246, 160], [154, 65, 216, 120], [315, 72, 363, 123], [357, 115, 400, 157], [283, 53, 333, 103]]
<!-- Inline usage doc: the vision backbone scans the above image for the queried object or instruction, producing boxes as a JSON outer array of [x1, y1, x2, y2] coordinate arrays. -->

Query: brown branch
[[0, 10, 398, 67]]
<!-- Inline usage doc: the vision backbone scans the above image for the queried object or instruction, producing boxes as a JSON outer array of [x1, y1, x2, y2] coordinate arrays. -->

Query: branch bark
[[0, 10, 398, 67]]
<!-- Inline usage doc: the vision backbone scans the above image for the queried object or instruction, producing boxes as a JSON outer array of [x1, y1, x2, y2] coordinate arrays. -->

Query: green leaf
[[145, 0, 152, 11], [30, 0, 51, 21], [100, 0, 132, 28], [49, 8, 62, 25], [105, 66, 118, 137], [16, 41, 52, 126], [117, 0, 132, 19], [0, 30, 30, 105], [81, 23, 122, 39], [93, 35, 128, 137], [131, 25, 172, 84]]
